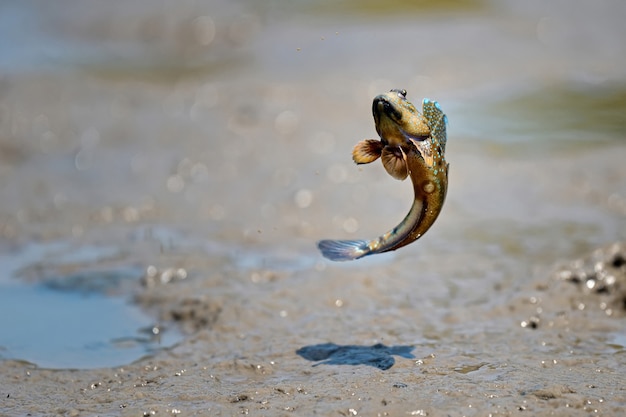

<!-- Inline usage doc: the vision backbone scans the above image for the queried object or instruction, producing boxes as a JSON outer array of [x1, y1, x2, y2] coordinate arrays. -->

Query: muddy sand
[[1, 1, 626, 416]]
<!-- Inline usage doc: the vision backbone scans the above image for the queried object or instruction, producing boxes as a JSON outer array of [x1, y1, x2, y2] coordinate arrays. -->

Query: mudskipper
[[318, 89, 449, 261]]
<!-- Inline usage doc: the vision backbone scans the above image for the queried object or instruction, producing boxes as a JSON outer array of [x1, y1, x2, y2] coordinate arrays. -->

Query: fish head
[[372, 89, 430, 147]]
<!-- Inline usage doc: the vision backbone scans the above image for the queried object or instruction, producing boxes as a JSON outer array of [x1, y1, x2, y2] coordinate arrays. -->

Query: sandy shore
[[1, 236, 624, 416], [1, 1, 626, 415]]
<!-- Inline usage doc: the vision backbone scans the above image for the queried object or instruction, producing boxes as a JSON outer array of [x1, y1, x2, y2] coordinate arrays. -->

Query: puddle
[[453, 362, 489, 374], [0, 242, 182, 369], [607, 332, 626, 352]]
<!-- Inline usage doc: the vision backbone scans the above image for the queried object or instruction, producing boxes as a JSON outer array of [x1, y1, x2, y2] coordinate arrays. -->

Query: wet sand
[[1, 1, 626, 416]]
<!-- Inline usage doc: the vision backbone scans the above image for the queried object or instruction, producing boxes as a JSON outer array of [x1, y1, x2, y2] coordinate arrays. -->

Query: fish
[[317, 89, 449, 261]]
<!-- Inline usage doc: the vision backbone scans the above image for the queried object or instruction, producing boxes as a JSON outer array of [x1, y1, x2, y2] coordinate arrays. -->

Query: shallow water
[[0, 242, 182, 369], [1, 0, 625, 415]]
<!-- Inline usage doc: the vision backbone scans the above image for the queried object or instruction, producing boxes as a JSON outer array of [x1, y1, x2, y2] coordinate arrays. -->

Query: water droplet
[[193, 16, 216, 46], [167, 175, 185, 193], [275, 110, 299, 135], [342, 217, 359, 233], [294, 189, 313, 208]]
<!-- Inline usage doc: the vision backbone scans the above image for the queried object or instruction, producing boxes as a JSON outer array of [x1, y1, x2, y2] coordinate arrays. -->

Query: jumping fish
[[317, 89, 449, 261]]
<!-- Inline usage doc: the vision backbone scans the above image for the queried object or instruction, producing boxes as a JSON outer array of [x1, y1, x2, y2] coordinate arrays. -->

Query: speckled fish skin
[[318, 89, 449, 261]]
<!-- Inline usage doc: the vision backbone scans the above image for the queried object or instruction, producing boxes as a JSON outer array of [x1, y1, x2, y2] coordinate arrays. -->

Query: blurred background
[[0, 0, 625, 368]]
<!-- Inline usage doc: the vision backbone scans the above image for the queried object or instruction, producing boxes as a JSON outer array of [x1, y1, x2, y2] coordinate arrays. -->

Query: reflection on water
[[0, 243, 181, 369]]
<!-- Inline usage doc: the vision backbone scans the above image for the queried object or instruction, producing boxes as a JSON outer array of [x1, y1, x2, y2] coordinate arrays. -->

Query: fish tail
[[317, 239, 370, 261]]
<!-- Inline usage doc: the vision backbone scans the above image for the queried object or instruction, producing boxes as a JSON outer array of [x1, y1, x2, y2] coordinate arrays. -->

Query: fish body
[[318, 89, 449, 261]]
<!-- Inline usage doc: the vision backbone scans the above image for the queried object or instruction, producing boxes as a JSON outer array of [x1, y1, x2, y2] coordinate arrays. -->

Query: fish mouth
[[372, 94, 419, 145], [372, 96, 402, 123]]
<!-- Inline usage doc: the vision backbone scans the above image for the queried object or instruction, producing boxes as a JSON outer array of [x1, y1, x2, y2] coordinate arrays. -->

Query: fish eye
[[389, 89, 407, 99]]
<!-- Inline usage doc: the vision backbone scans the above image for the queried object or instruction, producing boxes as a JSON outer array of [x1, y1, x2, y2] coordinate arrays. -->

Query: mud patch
[[554, 241, 626, 316], [514, 242, 626, 335]]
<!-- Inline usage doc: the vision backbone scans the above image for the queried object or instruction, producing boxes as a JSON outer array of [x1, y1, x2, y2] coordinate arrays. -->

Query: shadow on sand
[[296, 343, 414, 370]]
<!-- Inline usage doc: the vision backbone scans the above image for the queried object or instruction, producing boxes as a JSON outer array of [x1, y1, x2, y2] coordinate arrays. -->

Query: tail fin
[[317, 239, 370, 261]]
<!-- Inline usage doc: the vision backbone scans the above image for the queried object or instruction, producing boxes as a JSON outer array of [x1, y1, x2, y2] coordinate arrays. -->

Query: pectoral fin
[[352, 139, 383, 164], [381, 147, 409, 180]]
